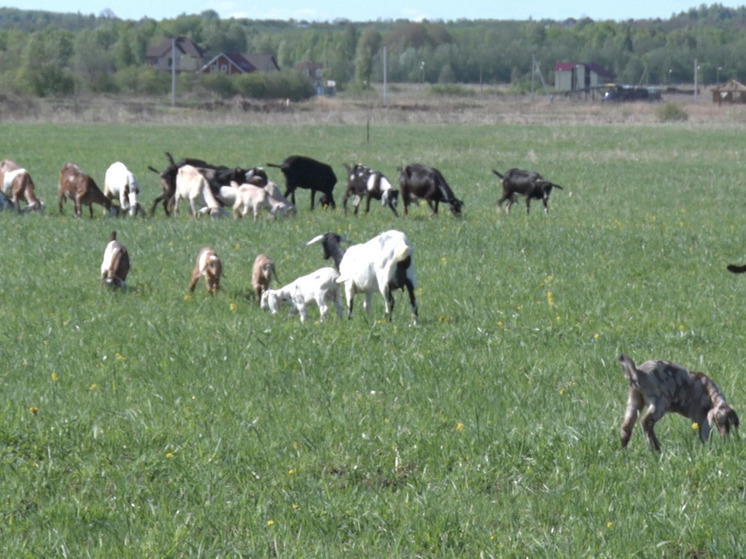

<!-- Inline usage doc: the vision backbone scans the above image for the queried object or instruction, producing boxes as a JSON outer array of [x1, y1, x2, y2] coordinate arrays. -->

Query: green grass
[[2, 120, 746, 557]]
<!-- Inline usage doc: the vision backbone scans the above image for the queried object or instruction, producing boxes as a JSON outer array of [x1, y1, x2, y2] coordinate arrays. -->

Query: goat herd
[[2, 151, 745, 452]]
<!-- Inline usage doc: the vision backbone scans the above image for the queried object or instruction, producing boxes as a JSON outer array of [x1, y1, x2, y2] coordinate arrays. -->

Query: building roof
[[146, 37, 205, 59], [246, 54, 280, 72], [712, 78, 746, 92], [200, 53, 280, 74]]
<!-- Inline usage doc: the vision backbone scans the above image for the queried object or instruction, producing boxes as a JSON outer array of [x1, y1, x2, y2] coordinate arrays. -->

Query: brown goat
[[189, 247, 222, 293], [58, 162, 113, 218], [251, 254, 279, 302], [618, 354, 739, 451], [100, 231, 130, 288], [0, 159, 44, 212]]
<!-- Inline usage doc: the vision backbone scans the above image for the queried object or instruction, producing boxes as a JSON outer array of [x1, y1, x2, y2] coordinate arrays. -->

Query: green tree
[[354, 27, 381, 86]]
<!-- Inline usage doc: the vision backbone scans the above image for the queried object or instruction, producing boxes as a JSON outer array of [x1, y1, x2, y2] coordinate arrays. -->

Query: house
[[553, 62, 613, 93], [147, 37, 205, 73], [711, 79, 746, 104], [297, 61, 324, 89], [200, 53, 280, 76]]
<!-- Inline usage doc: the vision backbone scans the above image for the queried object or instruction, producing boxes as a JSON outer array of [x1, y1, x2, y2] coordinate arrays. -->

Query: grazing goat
[[100, 231, 130, 288], [306, 230, 418, 324], [342, 163, 399, 217], [252, 254, 279, 302], [148, 153, 250, 216], [188, 247, 222, 293], [173, 165, 222, 217], [397, 163, 463, 217], [618, 354, 739, 451], [104, 161, 144, 217], [58, 162, 114, 218], [260, 267, 343, 322], [0, 159, 44, 212], [267, 155, 337, 210], [492, 168, 563, 215]]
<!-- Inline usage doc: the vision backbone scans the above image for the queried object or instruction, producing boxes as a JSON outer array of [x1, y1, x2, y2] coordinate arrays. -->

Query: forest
[[1, 4, 746, 99]]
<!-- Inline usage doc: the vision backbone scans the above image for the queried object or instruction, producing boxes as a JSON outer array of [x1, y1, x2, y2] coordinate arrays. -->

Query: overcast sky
[[12, 1, 739, 23]]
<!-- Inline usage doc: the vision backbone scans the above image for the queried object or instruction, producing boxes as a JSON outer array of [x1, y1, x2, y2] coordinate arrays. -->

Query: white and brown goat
[[100, 231, 130, 288], [189, 247, 222, 293], [0, 159, 44, 213], [618, 354, 739, 451], [251, 254, 279, 302]]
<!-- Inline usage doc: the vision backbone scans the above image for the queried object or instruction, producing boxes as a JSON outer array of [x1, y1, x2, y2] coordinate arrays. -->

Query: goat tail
[[618, 354, 639, 383], [266, 162, 283, 169], [727, 263, 746, 273], [550, 182, 564, 190], [492, 169, 504, 179]]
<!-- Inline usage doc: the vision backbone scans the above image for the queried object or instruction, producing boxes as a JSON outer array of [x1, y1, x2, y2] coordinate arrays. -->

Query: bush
[[657, 101, 689, 122]]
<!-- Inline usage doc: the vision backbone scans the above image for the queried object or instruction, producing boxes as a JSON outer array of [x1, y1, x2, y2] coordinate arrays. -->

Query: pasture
[[2, 114, 746, 557]]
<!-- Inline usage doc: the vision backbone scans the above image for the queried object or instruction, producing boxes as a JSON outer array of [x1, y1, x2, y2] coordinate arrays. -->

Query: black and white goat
[[342, 163, 399, 216], [306, 230, 418, 324]]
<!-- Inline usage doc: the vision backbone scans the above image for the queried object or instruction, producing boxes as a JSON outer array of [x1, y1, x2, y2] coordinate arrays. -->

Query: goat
[[306, 230, 418, 324], [260, 267, 343, 322], [100, 231, 130, 288], [231, 183, 272, 220], [104, 161, 144, 217], [618, 354, 739, 451], [267, 155, 337, 210], [58, 162, 114, 218], [188, 247, 222, 293], [263, 181, 297, 216], [492, 168, 563, 215], [0, 159, 44, 213], [342, 163, 399, 217], [173, 164, 222, 218], [397, 163, 463, 217], [252, 254, 279, 302]]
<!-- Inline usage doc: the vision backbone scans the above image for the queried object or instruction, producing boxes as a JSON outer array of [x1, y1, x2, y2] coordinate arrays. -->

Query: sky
[[12, 1, 744, 23]]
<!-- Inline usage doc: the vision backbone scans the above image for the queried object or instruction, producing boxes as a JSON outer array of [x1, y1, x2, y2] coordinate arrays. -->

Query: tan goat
[[189, 247, 222, 293]]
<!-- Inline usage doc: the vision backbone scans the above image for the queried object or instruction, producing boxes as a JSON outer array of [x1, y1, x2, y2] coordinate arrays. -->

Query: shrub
[[657, 101, 689, 122]]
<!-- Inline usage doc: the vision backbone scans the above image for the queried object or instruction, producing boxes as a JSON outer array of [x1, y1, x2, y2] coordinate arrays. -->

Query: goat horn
[[305, 234, 326, 246]]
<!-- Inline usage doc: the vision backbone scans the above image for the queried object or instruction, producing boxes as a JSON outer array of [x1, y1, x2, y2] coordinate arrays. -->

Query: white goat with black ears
[[306, 230, 418, 325]]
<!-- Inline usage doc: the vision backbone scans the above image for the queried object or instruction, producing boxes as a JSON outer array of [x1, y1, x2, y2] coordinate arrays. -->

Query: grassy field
[[2, 114, 746, 557]]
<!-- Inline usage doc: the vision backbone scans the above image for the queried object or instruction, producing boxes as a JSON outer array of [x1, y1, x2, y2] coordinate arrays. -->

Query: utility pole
[[171, 38, 176, 107]]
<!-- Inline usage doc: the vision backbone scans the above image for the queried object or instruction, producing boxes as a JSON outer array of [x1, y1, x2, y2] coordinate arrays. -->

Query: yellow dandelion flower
[[560, 389, 566, 395], [692, 422, 699, 431], [51, 372, 59, 382], [456, 422, 464, 432], [184, 294, 191, 301], [288, 468, 296, 475], [267, 520, 275, 527], [89, 383, 98, 391], [115, 353, 125, 361], [235, 243, 241, 250], [547, 291, 554, 307], [292, 504, 300, 510], [607, 522, 613, 529], [166, 452, 175, 459], [29, 406, 38, 416], [229, 302, 237, 312], [594, 333, 600, 340], [440, 257, 447, 265], [292, 441, 299, 450]]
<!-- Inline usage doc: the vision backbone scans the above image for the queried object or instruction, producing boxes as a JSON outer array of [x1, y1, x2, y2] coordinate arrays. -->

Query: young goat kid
[[189, 247, 222, 293], [618, 354, 739, 451], [251, 254, 279, 302], [260, 267, 342, 322], [100, 231, 130, 288]]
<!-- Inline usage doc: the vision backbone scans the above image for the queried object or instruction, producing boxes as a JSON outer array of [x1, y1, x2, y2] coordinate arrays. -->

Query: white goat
[[232, 182, 271, 220], [174, 164, 222, 218], [264, 180, 297, 216], [260, 267, 343, 322], [306, 230, 418, 324], [104, 161, 143, 217]]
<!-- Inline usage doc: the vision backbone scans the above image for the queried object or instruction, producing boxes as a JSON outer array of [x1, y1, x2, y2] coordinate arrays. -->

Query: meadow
[[2, 109, 746, 557]]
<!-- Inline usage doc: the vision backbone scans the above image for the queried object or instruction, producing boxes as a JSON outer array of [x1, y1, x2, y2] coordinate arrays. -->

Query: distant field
[[2, 118, 746, 557]]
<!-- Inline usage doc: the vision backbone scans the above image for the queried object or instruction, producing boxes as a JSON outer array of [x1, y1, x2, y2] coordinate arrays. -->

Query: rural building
[[553, 62, 613, 93], [200, 53, 280, 76], [147, 37, 205, 73], [711, 79, 746, 104], [295, 61, 335, 95]]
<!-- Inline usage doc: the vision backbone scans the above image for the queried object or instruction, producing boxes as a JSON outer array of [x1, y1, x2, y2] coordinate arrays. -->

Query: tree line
[[1, 4, 746, 99]]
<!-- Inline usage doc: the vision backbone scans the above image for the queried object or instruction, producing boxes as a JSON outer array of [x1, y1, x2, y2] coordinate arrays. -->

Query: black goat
[[492, 168, 563, 215], [397, 163, 463, 217], [342, 163, 399, 217], [267, 155, 337, 210]]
